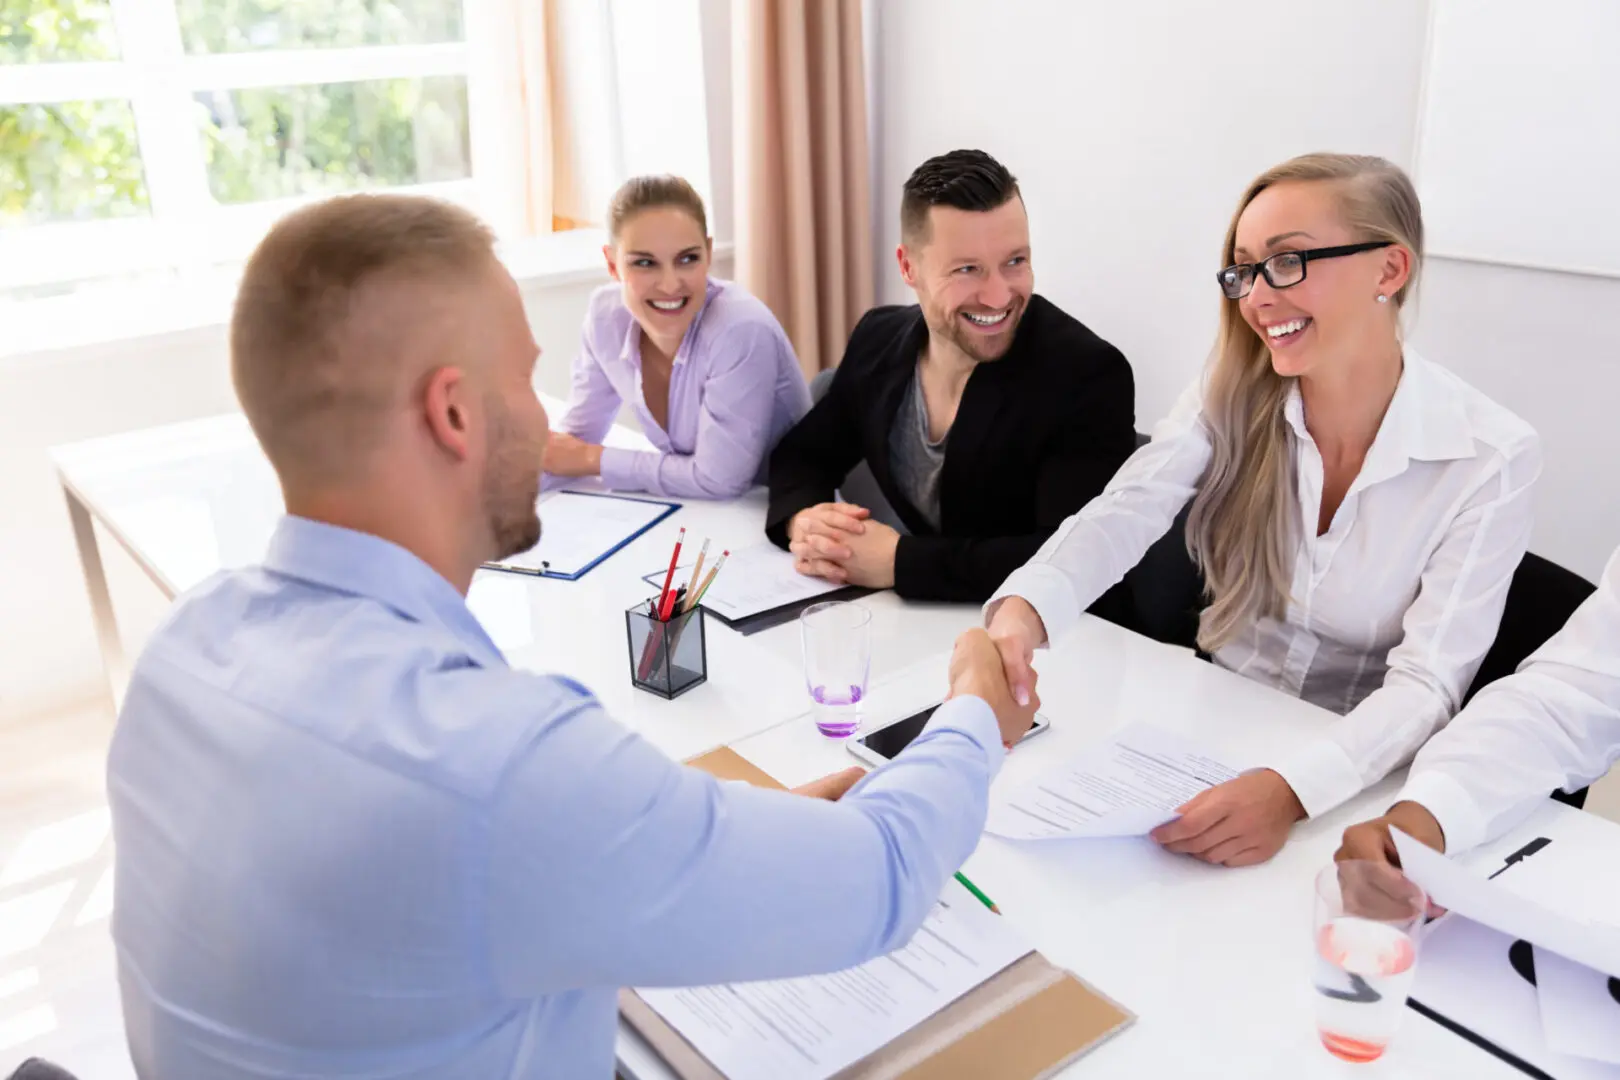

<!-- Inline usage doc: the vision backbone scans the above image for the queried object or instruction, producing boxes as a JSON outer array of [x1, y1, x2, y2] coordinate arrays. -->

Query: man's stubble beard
[[483, 398, 543, 561]]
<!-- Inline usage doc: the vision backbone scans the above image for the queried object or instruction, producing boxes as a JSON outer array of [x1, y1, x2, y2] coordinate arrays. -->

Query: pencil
[[955, 871, 999, 914], [687, 549, 729, 612], [683, 539, 710, 604], [655, 528, 686, 621]]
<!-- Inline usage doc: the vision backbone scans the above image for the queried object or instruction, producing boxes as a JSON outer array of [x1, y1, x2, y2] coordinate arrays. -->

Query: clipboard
[[484, 490, 679, 581], [620, 748, 1138, 1080]]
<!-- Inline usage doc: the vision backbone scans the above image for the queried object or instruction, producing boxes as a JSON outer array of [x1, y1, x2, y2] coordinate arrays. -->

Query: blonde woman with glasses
[[985, 153, 1542, 867]]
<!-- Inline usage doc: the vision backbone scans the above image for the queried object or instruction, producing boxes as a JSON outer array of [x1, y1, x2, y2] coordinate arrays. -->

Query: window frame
[[0, 0, 484, 294]]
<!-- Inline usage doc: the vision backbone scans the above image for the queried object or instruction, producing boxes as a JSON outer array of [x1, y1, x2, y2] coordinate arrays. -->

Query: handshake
[[948, 626, 1042, 748]]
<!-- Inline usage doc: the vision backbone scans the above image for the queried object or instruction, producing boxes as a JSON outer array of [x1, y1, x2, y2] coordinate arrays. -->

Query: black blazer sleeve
[[890, 343, 1136, 602], [764, 322, 875, 548]]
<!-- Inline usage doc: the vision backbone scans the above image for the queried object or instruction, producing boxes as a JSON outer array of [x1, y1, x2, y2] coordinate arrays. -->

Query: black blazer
[[766, 296, 1136, 602]]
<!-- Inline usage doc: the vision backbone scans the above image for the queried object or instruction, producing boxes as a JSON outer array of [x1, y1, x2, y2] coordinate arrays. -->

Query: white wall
[[871, 0, 1619, 580], [0, 256, 733, 723]]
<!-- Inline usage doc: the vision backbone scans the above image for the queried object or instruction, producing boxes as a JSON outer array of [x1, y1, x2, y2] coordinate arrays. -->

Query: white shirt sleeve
[[1397, 548, 1620, 855], [1273, 432, 1543, 817], [984, 376, 1210, 643]]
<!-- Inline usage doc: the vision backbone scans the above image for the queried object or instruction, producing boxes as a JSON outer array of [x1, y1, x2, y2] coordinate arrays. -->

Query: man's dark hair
[[900, 149, 1021, 245]]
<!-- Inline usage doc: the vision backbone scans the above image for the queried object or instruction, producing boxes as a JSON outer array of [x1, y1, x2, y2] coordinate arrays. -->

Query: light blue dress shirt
[[108, 515, 1005, 1079]]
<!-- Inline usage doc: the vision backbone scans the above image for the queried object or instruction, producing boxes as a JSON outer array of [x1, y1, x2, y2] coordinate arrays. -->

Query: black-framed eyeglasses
[[1216, 241, 1393, 300]]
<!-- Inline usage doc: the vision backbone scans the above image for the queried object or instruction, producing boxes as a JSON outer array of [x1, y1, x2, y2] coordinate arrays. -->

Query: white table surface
[[618, 616, 1594, 1080], [53, 409, 1597, 1080]]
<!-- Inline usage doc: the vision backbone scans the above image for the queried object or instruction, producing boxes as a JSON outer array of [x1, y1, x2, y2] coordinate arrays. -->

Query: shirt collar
[[618, 277, 722, 368], [262, 515, 506, 668], [1284, 350, 1477, 491]]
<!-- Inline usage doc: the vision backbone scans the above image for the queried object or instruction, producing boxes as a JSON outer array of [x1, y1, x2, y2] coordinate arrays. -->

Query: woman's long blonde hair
[[1186, 153, 1424, 653]]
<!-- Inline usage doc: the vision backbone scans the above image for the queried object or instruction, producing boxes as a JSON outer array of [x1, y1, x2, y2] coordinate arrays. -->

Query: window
[[0, 0, 497, 304], [0, 0, 717, 318]]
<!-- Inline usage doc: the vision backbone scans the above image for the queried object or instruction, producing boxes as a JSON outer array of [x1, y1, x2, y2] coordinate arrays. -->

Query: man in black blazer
[[766, 149, 1137, 604]]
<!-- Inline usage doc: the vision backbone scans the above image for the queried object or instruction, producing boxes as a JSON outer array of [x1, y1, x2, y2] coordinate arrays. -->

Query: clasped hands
[[787, 503, 901, 589]]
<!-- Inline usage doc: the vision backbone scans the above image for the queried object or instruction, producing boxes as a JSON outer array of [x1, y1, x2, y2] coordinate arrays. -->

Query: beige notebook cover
[[620, 749, 1138, 1079]]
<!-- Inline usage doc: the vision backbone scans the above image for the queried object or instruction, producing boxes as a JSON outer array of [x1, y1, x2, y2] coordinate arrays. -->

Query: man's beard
[[483, 401, 543, 561], [934, 296, 1025, 363]]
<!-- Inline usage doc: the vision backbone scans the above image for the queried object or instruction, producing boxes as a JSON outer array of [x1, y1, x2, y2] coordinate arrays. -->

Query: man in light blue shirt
[[107, 195, 1033, 1079]]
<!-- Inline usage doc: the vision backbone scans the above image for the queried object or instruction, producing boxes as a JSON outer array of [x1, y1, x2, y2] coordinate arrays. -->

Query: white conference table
[[53, 409, 1592, 1080]]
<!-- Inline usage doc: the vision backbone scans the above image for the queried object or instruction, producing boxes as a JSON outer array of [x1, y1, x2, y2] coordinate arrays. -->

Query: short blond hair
[[231, 194, 497, 485]]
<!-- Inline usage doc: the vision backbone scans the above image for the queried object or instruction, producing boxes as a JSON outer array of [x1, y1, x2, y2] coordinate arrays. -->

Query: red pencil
[[655, 527, 686, 621]]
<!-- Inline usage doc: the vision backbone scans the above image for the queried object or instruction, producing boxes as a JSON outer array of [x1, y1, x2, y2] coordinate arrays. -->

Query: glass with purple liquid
[[800, 601, 872, 737]]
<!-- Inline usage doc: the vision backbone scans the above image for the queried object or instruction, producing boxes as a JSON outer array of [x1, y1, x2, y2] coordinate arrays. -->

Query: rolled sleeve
[[1272, 734, 1369, 819], [1396, 769, 1491, 856], [985, 562, 1085, 646]]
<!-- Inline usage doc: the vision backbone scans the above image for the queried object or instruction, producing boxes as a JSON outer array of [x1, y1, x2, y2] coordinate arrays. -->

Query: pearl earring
[[1375, 294, 1389, 304]]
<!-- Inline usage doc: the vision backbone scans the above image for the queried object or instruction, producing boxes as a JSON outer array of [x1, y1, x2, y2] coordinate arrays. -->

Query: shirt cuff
[[921, 695, 1008, 779], [1395, 770, 1488, 857], [1271, 738, 1364, 819], [598, 446, 646, 492], [983, 562, 1081, 646]]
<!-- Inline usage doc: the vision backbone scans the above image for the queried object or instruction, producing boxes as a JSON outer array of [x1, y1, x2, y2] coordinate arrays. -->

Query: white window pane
[[194, 75, 469, 203], [175, 0, 464, 54], [0, 0, 121, 63], [0, 98, 151, 225]]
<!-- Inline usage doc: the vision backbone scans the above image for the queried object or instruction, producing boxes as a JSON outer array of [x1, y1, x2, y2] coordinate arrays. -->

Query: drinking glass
[[800, 601, 872, 737], [1313, 861, 1427, 1063]]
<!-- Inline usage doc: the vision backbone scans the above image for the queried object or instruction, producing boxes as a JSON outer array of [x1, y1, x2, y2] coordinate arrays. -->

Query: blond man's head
[[233, 194, 548, 568]]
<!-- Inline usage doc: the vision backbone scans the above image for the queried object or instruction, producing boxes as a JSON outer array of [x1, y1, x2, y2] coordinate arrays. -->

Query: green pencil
[[954, 871, 999, 914]]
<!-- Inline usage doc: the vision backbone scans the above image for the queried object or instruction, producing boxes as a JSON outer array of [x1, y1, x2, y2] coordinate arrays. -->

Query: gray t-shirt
[[888, 370, 948, 532]]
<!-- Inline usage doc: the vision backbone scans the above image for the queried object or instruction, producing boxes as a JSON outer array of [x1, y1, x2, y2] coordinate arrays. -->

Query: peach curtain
[[732, 0, 874, 378], [474, 0, 595, 236]]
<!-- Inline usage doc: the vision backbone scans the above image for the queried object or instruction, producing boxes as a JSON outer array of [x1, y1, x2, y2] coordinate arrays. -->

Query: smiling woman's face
[[606, 206, 712, 345], [1232, 180, 1400, 380]]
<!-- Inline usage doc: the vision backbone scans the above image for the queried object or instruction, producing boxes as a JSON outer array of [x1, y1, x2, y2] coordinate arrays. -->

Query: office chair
[[1464, 551, 1599, 810]]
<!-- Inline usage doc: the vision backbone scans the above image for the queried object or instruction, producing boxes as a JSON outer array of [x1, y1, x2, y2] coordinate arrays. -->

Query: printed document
[[986, 723, 1240, 840], [636, 878, 1030, 1080]]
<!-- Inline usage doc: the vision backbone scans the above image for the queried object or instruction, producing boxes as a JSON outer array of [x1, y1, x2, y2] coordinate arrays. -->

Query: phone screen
[[854, 705, 1047, 761], [854, 706, 941, 760]]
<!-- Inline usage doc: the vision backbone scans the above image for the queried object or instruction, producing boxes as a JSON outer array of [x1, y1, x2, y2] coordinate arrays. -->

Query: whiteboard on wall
[[1415, 0, 1620, 278]]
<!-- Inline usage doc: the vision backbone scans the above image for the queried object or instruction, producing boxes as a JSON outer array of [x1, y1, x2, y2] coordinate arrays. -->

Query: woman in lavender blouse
[[542, 176, 811, 498]]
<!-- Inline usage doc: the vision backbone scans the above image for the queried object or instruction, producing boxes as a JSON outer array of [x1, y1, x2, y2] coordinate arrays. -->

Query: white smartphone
[[847, 703, 1050, 768]]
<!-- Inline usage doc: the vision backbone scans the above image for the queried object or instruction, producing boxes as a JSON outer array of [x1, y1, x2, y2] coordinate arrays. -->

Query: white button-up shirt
[[1400, 547, 1620, 855], [988, 352, 1542, 817]]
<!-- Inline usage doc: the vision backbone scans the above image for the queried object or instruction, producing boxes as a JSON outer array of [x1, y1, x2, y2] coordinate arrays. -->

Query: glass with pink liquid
[[800, 601, 872, 737], [1312, 861, 1427, 1063]]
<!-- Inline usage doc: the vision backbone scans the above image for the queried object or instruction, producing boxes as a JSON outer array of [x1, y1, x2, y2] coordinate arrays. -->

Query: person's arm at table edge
[[601, 323, 791, 498], [484, 640, 1018, 992]]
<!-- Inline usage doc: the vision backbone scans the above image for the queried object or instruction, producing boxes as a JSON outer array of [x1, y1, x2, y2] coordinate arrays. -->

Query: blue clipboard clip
[[481, 490, 681, 581]]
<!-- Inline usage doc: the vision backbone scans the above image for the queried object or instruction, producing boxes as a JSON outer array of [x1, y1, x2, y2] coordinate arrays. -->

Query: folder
[[619, 748, 1138, 1080], [484, 490, 679, 580]]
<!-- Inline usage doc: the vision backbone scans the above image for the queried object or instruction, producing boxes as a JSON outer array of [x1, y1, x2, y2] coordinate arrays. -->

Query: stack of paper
[[985, 723, 1241, 840], [1397, 832, 1620, 1073], [636, 878, 1031, 1080]]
